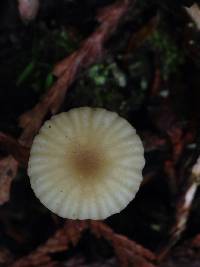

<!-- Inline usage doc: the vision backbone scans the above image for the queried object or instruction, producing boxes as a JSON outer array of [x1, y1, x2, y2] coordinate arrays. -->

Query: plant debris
[[1, 0, 200, 266]]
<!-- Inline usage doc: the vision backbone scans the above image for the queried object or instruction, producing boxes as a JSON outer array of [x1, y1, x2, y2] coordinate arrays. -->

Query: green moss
[[150, 30, 184, 79], [88, 62, 126, 88]]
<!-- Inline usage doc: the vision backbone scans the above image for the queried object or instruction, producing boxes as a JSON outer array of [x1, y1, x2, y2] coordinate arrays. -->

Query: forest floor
[[1, 1, 200, 266]]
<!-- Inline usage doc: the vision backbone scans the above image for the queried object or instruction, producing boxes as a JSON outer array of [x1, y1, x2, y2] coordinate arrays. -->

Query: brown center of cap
[[75, 148, 102, 176], [68, 143, 108, 179]]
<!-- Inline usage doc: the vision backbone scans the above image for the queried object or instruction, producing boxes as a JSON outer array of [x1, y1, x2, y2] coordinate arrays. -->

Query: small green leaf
[[45, 73, 54, 89], [17, 61, 35, 86]]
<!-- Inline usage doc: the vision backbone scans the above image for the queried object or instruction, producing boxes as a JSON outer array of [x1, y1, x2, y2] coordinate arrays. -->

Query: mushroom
[[28, 107, 145, 220]]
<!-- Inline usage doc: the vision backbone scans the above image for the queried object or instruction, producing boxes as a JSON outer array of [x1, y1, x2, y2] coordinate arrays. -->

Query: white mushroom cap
[[28, 107, 145, 220]]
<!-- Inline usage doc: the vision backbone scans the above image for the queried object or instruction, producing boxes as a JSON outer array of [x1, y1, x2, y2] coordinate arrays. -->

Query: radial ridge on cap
[[28, 107, 145, 220]]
